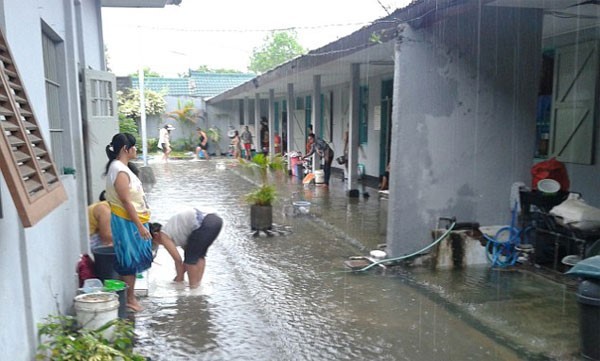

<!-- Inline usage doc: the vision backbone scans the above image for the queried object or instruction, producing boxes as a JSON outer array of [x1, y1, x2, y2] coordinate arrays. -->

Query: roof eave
[[101, 0, 182, 8]]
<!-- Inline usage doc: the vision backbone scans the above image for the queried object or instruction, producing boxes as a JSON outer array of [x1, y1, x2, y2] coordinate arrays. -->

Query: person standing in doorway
[[274, 132, 282, 155], [150, 208, 223, 288], [104, 133, 153, 312], [241, 125, 253, 160], [304, 133, 334, 187], [260, 117, 269, 155], [195, 127, 210, 160]]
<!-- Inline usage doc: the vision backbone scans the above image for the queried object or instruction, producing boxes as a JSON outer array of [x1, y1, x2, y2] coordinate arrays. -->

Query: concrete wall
[[0, 1, 102, 359], [387, 7, 543, 256]]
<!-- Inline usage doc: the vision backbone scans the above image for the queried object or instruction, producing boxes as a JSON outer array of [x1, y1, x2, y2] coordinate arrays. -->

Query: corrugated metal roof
[[130, 72, 255, 98]]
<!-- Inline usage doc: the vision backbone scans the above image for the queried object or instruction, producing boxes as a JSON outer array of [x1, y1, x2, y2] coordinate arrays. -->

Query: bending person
[[88, 191, 112, 250], [150, 208, 223, 288], [104, 133, 153, 312], [304, 133, 334, 186]]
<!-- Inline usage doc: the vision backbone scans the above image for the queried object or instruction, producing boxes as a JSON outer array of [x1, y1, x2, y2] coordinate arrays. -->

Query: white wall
[[0, 0, 104, 359]]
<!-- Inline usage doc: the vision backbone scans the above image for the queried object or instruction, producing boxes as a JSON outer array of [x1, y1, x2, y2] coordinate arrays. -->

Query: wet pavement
[[133, 158, 583, 361]]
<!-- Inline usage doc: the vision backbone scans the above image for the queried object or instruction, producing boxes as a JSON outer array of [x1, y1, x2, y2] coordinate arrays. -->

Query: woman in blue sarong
[[104, 133, 152, 312]]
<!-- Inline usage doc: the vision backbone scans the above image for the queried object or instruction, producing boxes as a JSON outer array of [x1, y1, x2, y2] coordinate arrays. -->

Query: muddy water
[[134, 159, 579, 361]]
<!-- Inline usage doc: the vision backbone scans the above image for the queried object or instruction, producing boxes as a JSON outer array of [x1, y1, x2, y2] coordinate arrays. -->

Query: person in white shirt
[[158, 124, 175, 162], [150, 208, 223, 288], [104, 133, 152, 312]]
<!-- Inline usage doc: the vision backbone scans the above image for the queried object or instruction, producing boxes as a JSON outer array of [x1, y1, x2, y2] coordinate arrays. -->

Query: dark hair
[[149, 222, 162, 234], [308, 133, 315, 139], [104, 133, 136, 175], [196, 127, 202, 131], [99, 190, 106, 202]]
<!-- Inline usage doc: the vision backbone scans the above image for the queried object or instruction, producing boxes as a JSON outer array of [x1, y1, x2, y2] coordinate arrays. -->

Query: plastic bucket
[[290, 156, 301, 176], [93, 246, 118, 282], [314, 170, 325, 184], [103, 279, 128, 319], [295, 164, 304, 180], [74, 292, 119, 338]]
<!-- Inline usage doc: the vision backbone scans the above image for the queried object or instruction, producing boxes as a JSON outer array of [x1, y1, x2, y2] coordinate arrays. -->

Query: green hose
[[354, 221, 457, 272]]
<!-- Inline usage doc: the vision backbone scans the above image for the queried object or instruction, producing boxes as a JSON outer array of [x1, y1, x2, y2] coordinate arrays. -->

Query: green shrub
[[36, 315, 145, 361]]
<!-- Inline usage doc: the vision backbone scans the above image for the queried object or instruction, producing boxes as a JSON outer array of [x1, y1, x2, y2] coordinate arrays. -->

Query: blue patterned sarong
[[110, 213, 153, 275]]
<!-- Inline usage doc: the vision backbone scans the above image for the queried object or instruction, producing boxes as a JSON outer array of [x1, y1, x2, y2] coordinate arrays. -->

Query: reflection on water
[[135, 160, 578, 361]]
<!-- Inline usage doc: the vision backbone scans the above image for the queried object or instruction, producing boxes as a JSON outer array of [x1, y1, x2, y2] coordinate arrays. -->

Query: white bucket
[[314, 170, 325, 184], [74, 292, 119, 337]]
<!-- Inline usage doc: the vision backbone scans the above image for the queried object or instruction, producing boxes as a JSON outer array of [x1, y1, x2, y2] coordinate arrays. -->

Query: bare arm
[[94, 204, 113, 246], [201, 131, 208, 146], [156, 233, 185, 282], [114, 171, 151, 240]]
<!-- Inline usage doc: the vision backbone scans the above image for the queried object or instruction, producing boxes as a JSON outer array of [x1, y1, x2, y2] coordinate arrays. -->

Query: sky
[[102, 0, 411, 77]]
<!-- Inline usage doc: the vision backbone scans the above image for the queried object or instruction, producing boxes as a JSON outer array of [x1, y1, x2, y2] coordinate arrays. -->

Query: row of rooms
[[205, 2, 600, 257]]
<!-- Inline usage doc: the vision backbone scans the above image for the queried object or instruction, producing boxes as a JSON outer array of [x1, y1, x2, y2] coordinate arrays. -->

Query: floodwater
[[134, 159, 581, 361]]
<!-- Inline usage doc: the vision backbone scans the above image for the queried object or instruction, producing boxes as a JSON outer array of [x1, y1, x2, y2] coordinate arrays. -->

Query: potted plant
[[36, 315, 145, 360], [243, 153, 285, 232]]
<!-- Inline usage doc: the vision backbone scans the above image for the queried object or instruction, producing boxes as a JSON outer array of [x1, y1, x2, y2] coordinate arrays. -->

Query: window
[[359, 85, 369, 145], [305, 95, 312, 133], [89, 78, 115, 117], [42, 28, 66, 172], [0, 28, 66, 227]]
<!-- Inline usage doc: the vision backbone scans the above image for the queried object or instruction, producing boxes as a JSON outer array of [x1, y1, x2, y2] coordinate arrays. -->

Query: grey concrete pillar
[[243, 97, 250, 127], [347, 63, 360, 197], [311, 75, 321, 172], [286, 83, 295, 171], [254, 93, 261, 153], [268, 89, 275, 156]]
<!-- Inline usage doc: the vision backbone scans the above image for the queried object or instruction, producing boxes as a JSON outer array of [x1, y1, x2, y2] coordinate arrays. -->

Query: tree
[[191, 65, 244, 74], [165, 99, 199, 125], [117, 89, 167, 119], [248, 30, 305, 74], [129, 67, 162, 78]]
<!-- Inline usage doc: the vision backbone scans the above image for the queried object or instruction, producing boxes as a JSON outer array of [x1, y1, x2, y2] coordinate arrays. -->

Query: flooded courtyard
[[133, 159, 581, 361]]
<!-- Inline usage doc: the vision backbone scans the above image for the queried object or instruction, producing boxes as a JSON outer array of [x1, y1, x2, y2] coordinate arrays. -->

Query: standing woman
[[104, 133, 152, 312], [231, 130, 242, 159]]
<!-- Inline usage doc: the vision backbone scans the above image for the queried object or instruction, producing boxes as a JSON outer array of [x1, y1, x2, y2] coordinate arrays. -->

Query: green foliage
[[117, 89, 167, 119], [369, 32, 382, 44], [119, 114, 138, 134], [129, 67, 161, 78], [248, 31, 306, 74], [119, 114, 141, 145], [243, 153, 286, 206], [206, 127, 221, 143], [170, 137, 193, 152], [36, 315, 145, 361], [165, 99, 198, 125], [192, 65, 244, 74], [245, 184, 277, 206], [147, 137, 159, 153]]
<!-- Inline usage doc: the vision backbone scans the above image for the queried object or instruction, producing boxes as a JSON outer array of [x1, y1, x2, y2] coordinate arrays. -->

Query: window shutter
[[0, 28, 67, 227]]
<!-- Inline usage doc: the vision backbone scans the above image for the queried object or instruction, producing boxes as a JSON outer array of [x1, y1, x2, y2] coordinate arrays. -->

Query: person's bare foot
[[126, 300, 144, 312]]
